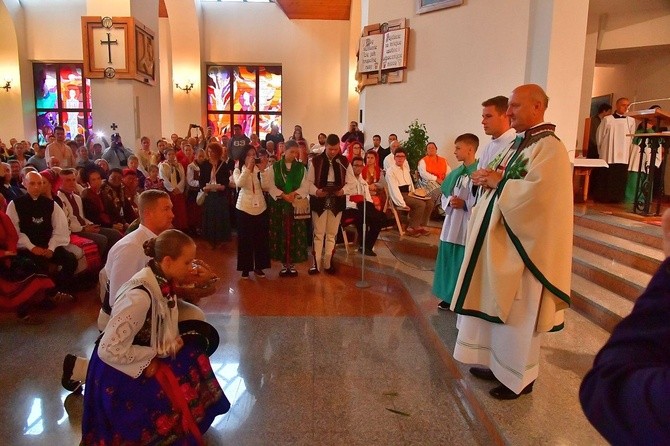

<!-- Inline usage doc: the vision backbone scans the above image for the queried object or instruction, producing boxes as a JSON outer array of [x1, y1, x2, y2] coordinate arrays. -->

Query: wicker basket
[[175, 259, 219, 304]]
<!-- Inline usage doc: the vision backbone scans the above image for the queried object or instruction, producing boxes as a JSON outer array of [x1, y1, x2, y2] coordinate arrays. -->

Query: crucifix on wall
[[100, 33, 118, 64], [82, 16, 156, 85]]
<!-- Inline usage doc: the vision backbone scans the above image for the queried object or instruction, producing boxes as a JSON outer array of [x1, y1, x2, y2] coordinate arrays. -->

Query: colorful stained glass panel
[[234, 114, 256, 137], [60, 65, 84, 109], [258, 115, 281, 141], [207, 113, 231, 138], [233, 66, 257, 112], [207, 67, 232, 111], [34, 64, 58, 110], [36, 111, 60, 145], [259, 66, 281, 112]]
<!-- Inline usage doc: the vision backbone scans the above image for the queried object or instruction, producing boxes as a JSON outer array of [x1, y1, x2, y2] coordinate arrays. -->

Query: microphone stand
[[356, 186, 370, 289]]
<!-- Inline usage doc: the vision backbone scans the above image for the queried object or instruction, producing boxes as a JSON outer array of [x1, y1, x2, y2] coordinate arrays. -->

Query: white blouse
[[233, 165, 267, 215]]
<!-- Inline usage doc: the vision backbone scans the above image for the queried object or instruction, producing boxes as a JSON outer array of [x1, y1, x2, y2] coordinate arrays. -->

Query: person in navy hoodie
[[579, 208, 670, 444]]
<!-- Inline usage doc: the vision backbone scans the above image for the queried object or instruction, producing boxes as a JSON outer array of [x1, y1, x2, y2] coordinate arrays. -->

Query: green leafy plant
[[401, 120, 429, 173]]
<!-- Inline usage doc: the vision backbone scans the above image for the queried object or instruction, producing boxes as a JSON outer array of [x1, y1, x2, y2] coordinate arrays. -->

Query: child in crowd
[[143, 165, 165, 191]]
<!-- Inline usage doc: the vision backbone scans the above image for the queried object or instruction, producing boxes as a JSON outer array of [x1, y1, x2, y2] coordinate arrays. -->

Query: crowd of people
[[0, 115, 457, 326], [5, 82, 660, 442]]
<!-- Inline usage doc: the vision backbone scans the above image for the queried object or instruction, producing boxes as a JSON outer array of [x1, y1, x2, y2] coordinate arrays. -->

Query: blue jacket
[[580, 257, 670, 444]]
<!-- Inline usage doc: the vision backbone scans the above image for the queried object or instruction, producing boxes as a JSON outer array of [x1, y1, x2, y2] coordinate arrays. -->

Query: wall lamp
[[175, 81, 194, 94], [2, 79, 11, 92]]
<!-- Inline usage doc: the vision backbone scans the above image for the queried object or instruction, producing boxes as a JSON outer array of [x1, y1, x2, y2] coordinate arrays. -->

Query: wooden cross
[[100, 33, 118, 64]]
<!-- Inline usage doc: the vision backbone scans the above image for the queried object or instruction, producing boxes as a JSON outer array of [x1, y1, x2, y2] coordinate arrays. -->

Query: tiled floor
[[4, 205, 649, 444], [0, 235, 500, 445]]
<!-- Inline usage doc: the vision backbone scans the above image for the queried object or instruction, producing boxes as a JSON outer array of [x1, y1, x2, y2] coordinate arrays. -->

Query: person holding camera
[[232, 145, 270, 279]]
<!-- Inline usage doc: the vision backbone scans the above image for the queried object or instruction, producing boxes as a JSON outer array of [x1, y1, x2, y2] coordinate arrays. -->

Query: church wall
[[164, 0, 202, 139], [0, 1, 25, 140], [129, 0, 161, 145], [360, 0, 531, 165], [533, 0, 589, 159], [593, 49, 670, 109], [23, 0, 85, 62], [201, 2, 351, 143]]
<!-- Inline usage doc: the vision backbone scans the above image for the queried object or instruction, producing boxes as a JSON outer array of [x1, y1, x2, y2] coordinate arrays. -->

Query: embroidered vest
[[14, 194, 54, 248]]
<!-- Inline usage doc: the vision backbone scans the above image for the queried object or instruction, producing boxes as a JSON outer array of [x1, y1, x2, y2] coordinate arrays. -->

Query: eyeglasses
[[395, 154, 406, 158]]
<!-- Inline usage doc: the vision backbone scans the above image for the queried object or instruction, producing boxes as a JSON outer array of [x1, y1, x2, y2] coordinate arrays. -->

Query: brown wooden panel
[[159, 0, 168, 18], [275, 0, 351, 20]]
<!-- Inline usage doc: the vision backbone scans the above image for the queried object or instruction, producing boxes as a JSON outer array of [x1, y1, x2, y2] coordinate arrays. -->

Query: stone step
[[573, 226, 664, 275], [572, 246, 651, 302], [570, 273, 634, 333], [574, 211, 662, 250]]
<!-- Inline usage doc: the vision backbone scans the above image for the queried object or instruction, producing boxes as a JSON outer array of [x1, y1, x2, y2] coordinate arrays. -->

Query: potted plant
[[401, 119, 429, 175]]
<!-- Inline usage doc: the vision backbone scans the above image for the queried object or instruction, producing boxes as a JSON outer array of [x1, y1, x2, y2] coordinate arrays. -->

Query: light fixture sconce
[[2, 78, 11, 92], [175, 81, 194, 94]]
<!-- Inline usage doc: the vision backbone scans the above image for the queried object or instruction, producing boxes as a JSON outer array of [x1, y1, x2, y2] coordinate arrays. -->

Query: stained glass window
[[33, 63, 93, 144], [206, 65, 281, 140]]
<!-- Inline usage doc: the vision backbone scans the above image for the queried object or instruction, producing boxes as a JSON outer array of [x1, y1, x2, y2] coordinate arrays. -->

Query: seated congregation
[[1, 122, 452, 326]]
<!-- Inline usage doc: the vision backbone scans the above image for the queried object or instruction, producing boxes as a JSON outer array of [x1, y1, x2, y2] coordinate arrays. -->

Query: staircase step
[[573, 226, 664, 275], [574, 211, 662, 250], [570, 274, 634, 333], [572, 246, 650, 302]]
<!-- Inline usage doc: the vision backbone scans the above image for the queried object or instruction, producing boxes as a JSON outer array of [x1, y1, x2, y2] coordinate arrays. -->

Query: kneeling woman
[[82, 229, 229, 445]]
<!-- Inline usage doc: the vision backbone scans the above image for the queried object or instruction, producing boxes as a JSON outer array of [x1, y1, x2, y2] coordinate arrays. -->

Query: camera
[[254, 157, 261, 165]]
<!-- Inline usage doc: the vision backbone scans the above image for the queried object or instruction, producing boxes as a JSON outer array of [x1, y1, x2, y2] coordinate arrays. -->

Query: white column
[[525, 0, 590, 161]]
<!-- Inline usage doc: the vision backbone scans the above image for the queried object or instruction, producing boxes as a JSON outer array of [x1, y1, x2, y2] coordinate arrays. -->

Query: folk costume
[[307, 151, 356, 272], [0, 210, 55, 315], [82, 264, 230, 445], [6, 193, 78, 290], [451, 124, 573, 395], [159, 159, 188, 231], [264, 157, 309, 269], [343, 174, 386, 253], [432, 159, 477, 304]]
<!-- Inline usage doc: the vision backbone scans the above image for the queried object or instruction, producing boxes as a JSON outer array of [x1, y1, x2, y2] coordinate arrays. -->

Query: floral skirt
[[82, 339, 230, 445], [268, 200, 308, 264]]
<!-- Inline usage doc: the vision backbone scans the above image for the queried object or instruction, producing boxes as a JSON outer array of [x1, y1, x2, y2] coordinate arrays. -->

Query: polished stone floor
[[0, 224, 612, 445]]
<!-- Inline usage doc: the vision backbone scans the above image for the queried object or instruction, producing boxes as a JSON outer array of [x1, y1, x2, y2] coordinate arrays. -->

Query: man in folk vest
[[307, 134, 356, 274], [6, 171, 78, 292]]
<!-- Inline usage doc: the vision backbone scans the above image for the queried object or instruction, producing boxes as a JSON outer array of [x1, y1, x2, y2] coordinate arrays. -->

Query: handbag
[[292, 196, 311, 219], [196, 190, 207, 206]]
